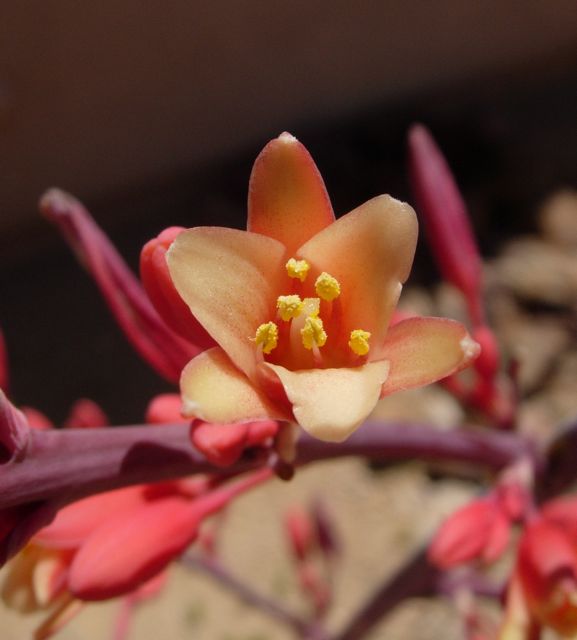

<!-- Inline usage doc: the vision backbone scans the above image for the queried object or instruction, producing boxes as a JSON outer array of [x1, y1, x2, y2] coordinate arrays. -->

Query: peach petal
[[167, 227, 286, 379], [247, 132, 334, 255], [380, 316, 479, 397], [180, 347, 288, 423], [297, 195, 417, 355], [68, 497, 200, 600], [34, 487, 146, 550], [265, 360, 390, 442], [2, 546, 48, 612]]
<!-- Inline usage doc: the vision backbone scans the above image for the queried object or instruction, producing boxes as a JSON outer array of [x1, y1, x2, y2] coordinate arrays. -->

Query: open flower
[[501, 497, 577, 638], [166, 133, 479, 442]]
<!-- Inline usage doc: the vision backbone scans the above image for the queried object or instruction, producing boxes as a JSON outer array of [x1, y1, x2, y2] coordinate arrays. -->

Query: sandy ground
[[0, 387, 475, 640]]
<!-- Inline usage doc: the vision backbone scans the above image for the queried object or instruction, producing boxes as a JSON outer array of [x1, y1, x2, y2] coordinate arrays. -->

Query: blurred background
[[2, 1, 577, 421]]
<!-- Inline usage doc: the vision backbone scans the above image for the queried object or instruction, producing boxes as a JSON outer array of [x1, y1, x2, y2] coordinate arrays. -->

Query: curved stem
[[0, 421, 537, 511]]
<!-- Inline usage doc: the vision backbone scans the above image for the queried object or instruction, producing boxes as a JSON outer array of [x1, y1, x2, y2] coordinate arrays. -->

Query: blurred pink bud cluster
[[408, 125, 515, 428], [284, 500, 339, 617]]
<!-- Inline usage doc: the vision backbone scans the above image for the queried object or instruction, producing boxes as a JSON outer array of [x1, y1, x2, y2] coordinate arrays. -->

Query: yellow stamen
[[301, 316, 327, 350], [276, 295, 303, 321], [349, 329, 371, 356], [315, 272, 341, 301], [254, 321, 278, 354], [302, 297, 320, 318], [286, 258, 310, 282]]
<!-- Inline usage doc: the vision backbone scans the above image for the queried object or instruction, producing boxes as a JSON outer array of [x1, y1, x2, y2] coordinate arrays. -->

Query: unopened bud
[[140, 228, 215, 349], [408, 125, 484, 325]]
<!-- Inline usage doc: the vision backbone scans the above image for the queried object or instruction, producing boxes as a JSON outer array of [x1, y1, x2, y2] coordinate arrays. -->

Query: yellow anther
[[254, 321, 278, 354], [315, 272, 341, 301], [302, 297, 320, 318], [301, 316, 327, 350], [286, 258, 310, 282], [277, 295, 303, 321], [349, 329, 371, 356]]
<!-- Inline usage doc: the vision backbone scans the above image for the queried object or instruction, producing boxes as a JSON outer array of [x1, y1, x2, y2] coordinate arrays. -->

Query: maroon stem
[[0, 421, 537, 511]]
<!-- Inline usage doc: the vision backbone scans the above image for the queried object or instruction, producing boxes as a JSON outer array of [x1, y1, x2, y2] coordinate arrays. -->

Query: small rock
[[539, 190, 577, 249]]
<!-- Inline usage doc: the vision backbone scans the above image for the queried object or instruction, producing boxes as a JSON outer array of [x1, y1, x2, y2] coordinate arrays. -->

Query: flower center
[[253, 257, 372, 367]]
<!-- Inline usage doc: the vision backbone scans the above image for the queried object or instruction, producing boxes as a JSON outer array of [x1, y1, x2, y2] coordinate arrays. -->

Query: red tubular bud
[[68, 496, 203, 600], [145, 393, 187, 424], [40, 189, 199, 383], [408, 124, 484, 325], [140, 228, 215, 349]]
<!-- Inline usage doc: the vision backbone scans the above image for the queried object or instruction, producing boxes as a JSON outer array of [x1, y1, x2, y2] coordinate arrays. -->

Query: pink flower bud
[[40, 189, 198, 382], [190, 419, 277, 467], [140, 228, 215, 349], [190, 421, 250, 467], [408, 124, 483, 325], [20, 407, 53, 430], [429, 497, 510, 569]]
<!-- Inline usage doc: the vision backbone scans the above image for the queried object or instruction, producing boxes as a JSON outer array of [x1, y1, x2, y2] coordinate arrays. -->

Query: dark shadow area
[[2, 57, 577, 424]]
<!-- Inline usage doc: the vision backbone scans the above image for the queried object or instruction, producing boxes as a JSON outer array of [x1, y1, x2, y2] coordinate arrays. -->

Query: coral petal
[[68, 497, 199, 600], [167, 228, 286, 379], [297, 195, 417, 353], [265, 360, 390, 442], [429, 499, 496, 569], [380, 317, 479, 396], [248, 133, 334, 254], [246, 419, 279, 446], [180, 348, 287, 423], [34, 487, 146, 549]]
